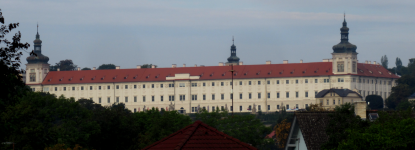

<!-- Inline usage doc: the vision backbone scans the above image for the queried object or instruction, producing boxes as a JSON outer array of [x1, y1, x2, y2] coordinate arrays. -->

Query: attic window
[[133, 75, 137, 79], [80, 77, 84, 81], [59, 78, 63, 81], [146, 75, 150, 78], [210, 73, 214, 77], [360, 69, 364, 73], [234, 73, 237, 76], [222, 73, 226, 76], [91, 76, 96, 80], [68, 77, 72, 81], [101, 76, 105, 80], [326, 70, 329, 73], [369, 70, 373, 74], [378, 71, 382, 74], [279, 71, 283, 74], [314, 69, 318, 73], [388, 72, 392, 75], [244, 72, 247, 76], [48, 79, 52, 82], [256, 71, 260, 75], [302, 71, 306, 74], [268, 71, 271, 75], [155, 74, 159, 78], [113, 76, 117, 79], [124, 76, 128, 79], [290, 70, 294, 74], [166, 74, 171, 77]]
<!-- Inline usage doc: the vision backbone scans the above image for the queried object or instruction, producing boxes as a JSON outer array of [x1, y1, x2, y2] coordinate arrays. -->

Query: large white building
[[26, 18, 399, 113]]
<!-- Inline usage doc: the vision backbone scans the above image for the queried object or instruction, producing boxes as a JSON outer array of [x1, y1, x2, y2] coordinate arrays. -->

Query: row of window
[[191, 104, 306, 112]]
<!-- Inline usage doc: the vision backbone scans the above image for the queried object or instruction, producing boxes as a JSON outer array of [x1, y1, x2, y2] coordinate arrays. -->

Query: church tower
[[26, 24, 50, 84], [226, 37, 240, 66], [332, 14, 358, 74]]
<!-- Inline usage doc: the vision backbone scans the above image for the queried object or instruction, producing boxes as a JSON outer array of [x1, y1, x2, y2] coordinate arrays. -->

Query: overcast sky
[[2, 0, 415, 69]]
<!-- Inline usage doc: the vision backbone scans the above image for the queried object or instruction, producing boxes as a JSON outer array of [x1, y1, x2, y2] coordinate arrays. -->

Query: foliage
[[381, 55, 388, 69], [274, 119, 291, 148], [365, 95, 384, 109], [396, 57, 402, 70], [395, 99, 415, 110], [97, 64, 115, 70], [1, 93, 100, 150], [336, 110, 415, 149], [81, 67, 91, 70], [307, 104, 326, 111], [141, 64, 157, 68], [44, 144, 88, 150], [321, 103, 370, 150], [195, 109, 272, 148], [50, 59, 78, 71], [386, 74, 415, 109]]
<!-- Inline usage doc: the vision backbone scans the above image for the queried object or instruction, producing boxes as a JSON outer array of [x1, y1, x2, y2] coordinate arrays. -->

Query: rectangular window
[[286, 105, 289, 109], [152, 84, 154, 88], [258, 105, 261, 111], [277, 80, 280, 84], [221, 82, 224, 86], [29, 72, 36, 82], [258, 81, 261, 85], [249, 93, 252, 99], [249, 81, 252, 85], [258, 93, 261, 99], [143, 84, 146, 88], [315, 79, 318, 83], [161, 96, 163, 102], [179, 83, 185, 87], [296, 80, 298, 84], [230, 106, 233, 111], [72, 87, 75, 91], [180, 95, 185, 101], [338, 78, 344, 82], [230, 94, 233, 99], [267, 92, 270, 98], [267, 80, 270, 84], [125, 85, 128, 89], [212, 82, 215, 86], [169, 95, 175, 101], [305, 92, 308, 97], [192, 83, 197, 87], [359, 79, 362, 83], [286, 80, 289, 84], [221, 106, 224, 111], [212, 106, 215, 112], [296, 104, 299, 109], [305, 104, 308, 108], [107, 86, 110, 90], [81, 86, 84, 90], [277, 105, 280, 109], [268, 105, 270, 110], [116, 97, 119, 103], [203, 94, 206, 100], [203, 82, 206, 86], [221, 94, 224, 100], [192, 107, 195, 112], [239, 81, 242, 85], [116, 85, 119, 89], [98, 86, 101, 90], [240, 106, 242, 111], [212, 94, 215, 100], [152, 96, 155, 102], [134, 109, 136, 113], [63, 87, 66, 91], [169, 84, 174, 87], [327, 99, 329, 105], [107, 97, 110, 103], [315, 91, 318, 96], [192, 95, 197, 100], [338, 99, 341, 105], [277, 92, 280, 98], [134, 96, 137, 102], [305, 79, 308, 83], [160, 84, 163, 88], [125, 97, 128, 103], [353, 78, 356, 82], [90, 97, 93, 101], [333, 99, 335, 105], [99, 98, 101, 103], [143, 96, 146, 102], [286, 92, 289, 98], [296, 92, 299, 98], [134, 85, 137, 89]]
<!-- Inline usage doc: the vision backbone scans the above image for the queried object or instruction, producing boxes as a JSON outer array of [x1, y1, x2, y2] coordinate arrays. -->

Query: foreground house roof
[[142, 120, 257, 150], [315, 89, 363, 98], [41, 62, 398, 85]]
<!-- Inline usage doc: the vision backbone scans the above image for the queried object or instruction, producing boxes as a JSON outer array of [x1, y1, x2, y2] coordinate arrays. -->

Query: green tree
[[81, 67, 91, 70], [365, 95, 383, 109], [386, 74, 415, 109], [336, 110, 415, 149], [50, 59, 78, 71], [321, 103, 370, 150], [396, 57, 402, 70], [141, 64, 157, 68], [97, 64, 116, 70], [381, 55, 388, 69]]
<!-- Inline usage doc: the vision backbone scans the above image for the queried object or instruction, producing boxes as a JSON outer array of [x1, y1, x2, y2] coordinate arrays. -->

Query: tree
[[396, 57, 402, 70], [365, 95, 384, 110], [97, 64, 115, 70], [141, 64, 157, 68], [336, 110, 415, 149], [81, 67, 91, 70], [50, 59, 78, 71], [321, 103, 370, 149], [381, 55, 388, 69], [274, 119, 291, 149], [386, 74, 415, 109]]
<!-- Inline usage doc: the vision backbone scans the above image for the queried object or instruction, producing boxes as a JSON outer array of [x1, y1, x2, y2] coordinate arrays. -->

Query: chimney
[[194, 64, 197, 67], [322, 59, 329, 62], [92, 67, 96, 70], [172, 64, 177, 68], [77, 67, 80, 71], [183, 64, 186, 67], [373, 61, 376, 64], [57, 68, 60, 71], [365, 61, 368, 64], [369, 61, 371, 64], [300, 59, 303, 63], [151, 65, 155, 68], [219, 62, 224, 66], [116, 66, 120, 69], [354, 101, 367, 120], [239, 61, 243, 65], [137, 65, 141, 69], [266, 60, 271, 64], [329, 59, 333, 62], [283, 60, 288, 64]]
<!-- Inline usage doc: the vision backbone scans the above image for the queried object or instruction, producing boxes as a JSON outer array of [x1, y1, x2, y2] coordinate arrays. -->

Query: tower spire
[[232, 36, 234, 45]]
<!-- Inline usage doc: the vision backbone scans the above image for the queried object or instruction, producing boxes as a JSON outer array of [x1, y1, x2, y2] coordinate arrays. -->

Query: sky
[[2, 0, 415, 69]]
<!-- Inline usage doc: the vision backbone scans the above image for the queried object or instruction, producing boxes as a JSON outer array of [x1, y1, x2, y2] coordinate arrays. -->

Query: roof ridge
[[174, 121, 201, 150], [142, 122, 197, 150]]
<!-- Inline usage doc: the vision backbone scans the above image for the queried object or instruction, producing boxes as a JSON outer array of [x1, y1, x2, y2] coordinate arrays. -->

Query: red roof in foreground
[[41, 62, 399, 85], [142, 121, 257, 150]]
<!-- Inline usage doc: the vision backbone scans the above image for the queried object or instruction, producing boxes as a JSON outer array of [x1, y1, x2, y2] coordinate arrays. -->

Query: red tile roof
[[41, 62, 399, 85], [142, 120, 257, 150]]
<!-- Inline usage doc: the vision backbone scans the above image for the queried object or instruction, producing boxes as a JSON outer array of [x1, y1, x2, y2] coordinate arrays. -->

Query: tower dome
[[332, 14, 357, 53], [26, 24, 49, 64], [227, 37, 240, 64]]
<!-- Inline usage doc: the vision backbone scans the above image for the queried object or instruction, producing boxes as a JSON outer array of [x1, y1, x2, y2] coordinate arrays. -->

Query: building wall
[[31, 74, 396, 113]]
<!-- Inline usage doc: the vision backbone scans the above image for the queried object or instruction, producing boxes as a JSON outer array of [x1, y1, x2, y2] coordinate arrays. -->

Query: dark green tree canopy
[[381, 55, 388, 69], [365, 95, 384, 109], [396, 57, 402, 69], [141, 64, 157, 68], [81, 67, 91, 70], [50, 59, 78, 71], [97, 64, 116, 70]]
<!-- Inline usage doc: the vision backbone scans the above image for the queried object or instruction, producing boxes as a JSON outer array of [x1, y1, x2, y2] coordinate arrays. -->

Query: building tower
[[226, 37, 240, 65], [26, 24, 50, 84], [332, 14, 358, 74]]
